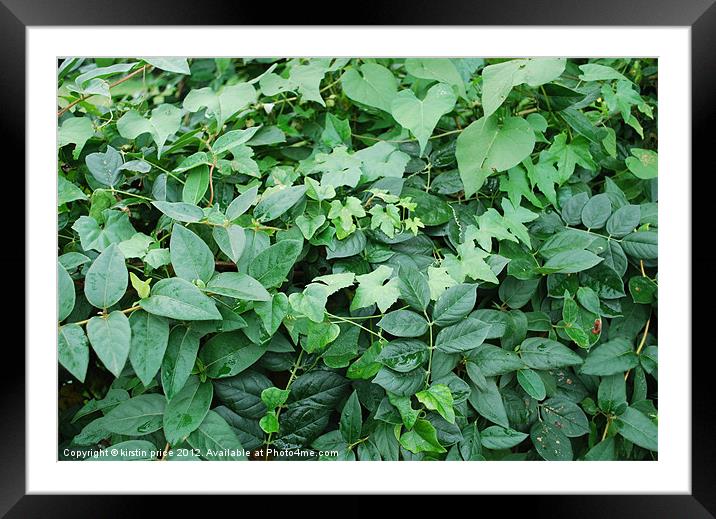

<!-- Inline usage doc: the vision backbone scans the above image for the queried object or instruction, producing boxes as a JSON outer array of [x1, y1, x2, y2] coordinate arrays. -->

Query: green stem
[[111, 189, 152, 201], [66, 304, 141, 327], [265, 350, 304, 460], [327, 313, 383, 340], [424, 310, 434, 388]]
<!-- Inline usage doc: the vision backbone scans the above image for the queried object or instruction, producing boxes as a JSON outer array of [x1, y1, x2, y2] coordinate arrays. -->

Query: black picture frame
[[4, 1, 711, 515]]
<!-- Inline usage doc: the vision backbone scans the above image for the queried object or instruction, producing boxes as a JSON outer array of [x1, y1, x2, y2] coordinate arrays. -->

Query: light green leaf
[[391, 83, 456, 155], [163, 376, 213, 444], [199, 331, 265, 378], [58, 324, 89, 382], [170, 224, 214, 283], [102, 394, 165, 435], [140, 277, 221, 321], [87, 311, 131, 377], [625, 148, 658, 179], [116, 104, 182, 159], [83, 243, 128, 309], [416, 384, 455, 423], [482, 58, 566, 117], [58, 116, 94, 159], [183, 83, 258, 128], [143, 57, 190, 74], [456, 115, 536, 197], [350, 265, 401, 313], [341, 63, 398, 112], [128, 310, 170, 386]]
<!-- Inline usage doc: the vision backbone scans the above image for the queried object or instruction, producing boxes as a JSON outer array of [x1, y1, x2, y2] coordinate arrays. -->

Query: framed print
[[3, 0, 712, 515]]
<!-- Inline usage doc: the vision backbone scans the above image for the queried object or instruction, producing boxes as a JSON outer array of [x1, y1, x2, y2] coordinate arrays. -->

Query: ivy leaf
[[539, 133, 596, 184], [140, 277, 221, 321], [416, 384, 455, 423], [391, 83, 457, 155], [85, 146, 123, 187], [350, 265, 401, 313], [341, 63, 398, 112], [456, 115, 536, 197], [58, 116, 94, 159], [481, 58, 566, 117], [117, 104, 182, 158], [625, 148, 658, 179], [399, 418, 446, 453], [183, 83, 258, 128]]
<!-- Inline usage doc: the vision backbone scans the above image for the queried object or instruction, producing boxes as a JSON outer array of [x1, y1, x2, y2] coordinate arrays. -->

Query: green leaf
[[117, 104, 182, 158], [621, 230, 658, 260], [102, 394, 166, 435], [341, 63, 398, 112], [58, 262, 76, 321], [539, 134, 596, 184], [161, 326, 201, 400], [261, 387, 291, 409], [397, 266, 431, 312], [83, 243, 128, 309], [456, 115, 536, 197], [205, 272, 270, 301], [350, 265, 401, 313], [625, 148, 657, 179], [183, 83, 257, 128], [405, 58, 466, 97], [187, 410, 248, 460], [578, 63, 628, 82], [340, 390, 363, 444], [629, 276, 657, 304], [58, 175, 88, 205], [199, 331, 264, 378], [516, 368, 546, 400], [58, 116, 94, 159], [540, 396, 589, 437], [391, 83, 456, 155], [182, 165, 210, 204], [519, 337, 583, 369], [144, 57, 190, 74], [435, 317, 489, 354], [212, 127, 261, 155], [377, 309, 429, 337], [469, 344, 526, 376], [85, 146, 123, 187], [87, 311, 131, 377], [253, 186, 307, 222], [539, 249, 603, 274], [580, 338, 639, 376], [170, 224, 214, 284], [468, 378, 509, 428], [212, 224, 246, 263], [377, 339, 428, 373], [152, 201, 204, 223], [432, 284, 477, 327], [58, 324, 89, 382], [606, 204, 641, 238], [416, 384, 455, 423], [480, 426, 528, 449], [163, 376, 214, 444], [399, 418, 446, 453], [128, 310, 170, 386], [248, 239, 303, 288], [400, 187, 452, 226], [373, 366, 426, 396], [482, 58, 566, 117], [581, 193, 612, 229], [226, 185, 259, 221], [615, 406, 658, 451], [530, 421, 573, 460], [140, 277, 221, 321]]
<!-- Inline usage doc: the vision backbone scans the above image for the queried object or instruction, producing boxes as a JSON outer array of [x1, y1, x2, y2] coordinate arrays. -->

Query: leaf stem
[[327, 312, 383, 340], [624, 317, 651, 381], [353, 128, 463, 144], [66, 304, 141, 327], [264, 349, 304, 460], [58, 64, 152, 117], [424, 310, 434, 388]]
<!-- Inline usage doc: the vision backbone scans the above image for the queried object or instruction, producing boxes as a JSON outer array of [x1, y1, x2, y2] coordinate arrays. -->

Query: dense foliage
[[57, 57, 658, 461]]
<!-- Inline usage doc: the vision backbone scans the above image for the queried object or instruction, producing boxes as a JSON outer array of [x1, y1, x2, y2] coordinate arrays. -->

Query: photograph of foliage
[[57, 57, 658, 461]]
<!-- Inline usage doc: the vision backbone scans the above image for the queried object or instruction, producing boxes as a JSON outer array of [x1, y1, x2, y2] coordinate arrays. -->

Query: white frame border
[[29, 27, 690, 494]]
